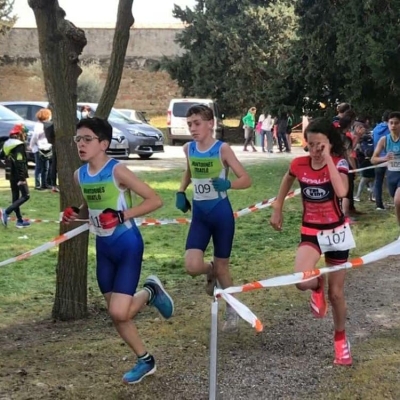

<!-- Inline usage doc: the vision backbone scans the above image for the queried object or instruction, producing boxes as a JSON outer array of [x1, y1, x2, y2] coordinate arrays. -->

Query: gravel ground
[[215, 258, 400, 400], [1, 255, 399, 400]]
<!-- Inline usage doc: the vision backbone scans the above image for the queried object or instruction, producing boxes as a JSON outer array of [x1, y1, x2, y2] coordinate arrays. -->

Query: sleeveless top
[[385, 134, 400, 172], [78, 158, 138, 238], [289, 156, 349, 230], [188, 140, 229, 212]]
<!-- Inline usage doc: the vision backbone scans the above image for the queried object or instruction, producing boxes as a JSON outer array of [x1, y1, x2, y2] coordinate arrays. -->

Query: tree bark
[[95, 0, 134, 118], [29, 0, 89, 320]]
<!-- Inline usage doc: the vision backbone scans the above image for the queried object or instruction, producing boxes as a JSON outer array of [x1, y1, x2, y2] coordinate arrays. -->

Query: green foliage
[[159, 0, 296, 116], [268, 0, 400, 118], [77, 62, 104, 103], [161, 0, 400, 120], [334, 0, 400, 115], [0, 0, 16, 35]]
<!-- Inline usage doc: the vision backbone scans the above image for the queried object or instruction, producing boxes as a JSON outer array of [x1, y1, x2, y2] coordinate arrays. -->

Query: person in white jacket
[[30, 108, 52, 190], [258, 112, 274, 153]]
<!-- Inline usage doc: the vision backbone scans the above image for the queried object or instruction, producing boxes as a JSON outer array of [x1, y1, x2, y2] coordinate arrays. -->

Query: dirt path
[[1, 257, 399, 400], [217, 258, 400, 399], [1, 147, 399, 399]]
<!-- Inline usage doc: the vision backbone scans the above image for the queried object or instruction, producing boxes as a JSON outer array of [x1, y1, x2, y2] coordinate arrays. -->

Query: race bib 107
[[317, 223, 356, 253]]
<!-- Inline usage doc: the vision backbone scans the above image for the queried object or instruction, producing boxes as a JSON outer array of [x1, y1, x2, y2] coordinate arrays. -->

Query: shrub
[[77, 62, 104, 103]]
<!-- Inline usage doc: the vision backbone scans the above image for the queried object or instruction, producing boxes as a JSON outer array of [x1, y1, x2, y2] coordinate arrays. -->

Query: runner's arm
[[371, 137, 388, 164], [325, 157, 348, 198], [221, 143, 251, 189], [114, 164, 163, 219], [178, 143, 192, 191], [273, 172, 296, 211]]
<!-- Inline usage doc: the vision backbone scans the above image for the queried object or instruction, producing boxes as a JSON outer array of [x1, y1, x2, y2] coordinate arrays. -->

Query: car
[[77, 103, 164, 159], [117, 109, 149, 124], [1, 101, 130, 159], [167, 98, 225, 145], [0, 105, 36, 166]]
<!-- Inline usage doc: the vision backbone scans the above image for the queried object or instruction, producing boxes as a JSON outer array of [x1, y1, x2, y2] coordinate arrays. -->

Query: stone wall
[[0, 27, 184, 115], [0, 27, 183, 65]]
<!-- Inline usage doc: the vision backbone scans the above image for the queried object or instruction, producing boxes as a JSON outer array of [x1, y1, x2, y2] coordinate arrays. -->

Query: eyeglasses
[[73, 135, 100, 143]]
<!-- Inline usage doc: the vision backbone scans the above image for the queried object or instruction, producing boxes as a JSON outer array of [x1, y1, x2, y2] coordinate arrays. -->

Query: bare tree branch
[[95, 0, 134, 118]]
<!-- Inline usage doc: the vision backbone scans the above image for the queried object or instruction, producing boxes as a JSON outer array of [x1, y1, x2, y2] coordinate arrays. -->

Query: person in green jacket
[[242, 107, 257, 152], [0, 124, 31, 228]]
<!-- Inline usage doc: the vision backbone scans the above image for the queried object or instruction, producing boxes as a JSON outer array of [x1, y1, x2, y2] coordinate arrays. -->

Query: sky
[[12, 0, 197, 28]]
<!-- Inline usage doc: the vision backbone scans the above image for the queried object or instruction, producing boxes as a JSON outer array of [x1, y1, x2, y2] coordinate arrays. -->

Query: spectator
[[258, 111, 274, 153], [286, 112, 294, 152], [30, 108, 52, 190], [332, 103, 351, 123], [372, 110, 391, 210], [242, 107, 257, 152], [0, 124, 31, 228], [80, 105, 93, 119], [354, 148, 375, 202], [277, 112, 289, 152]]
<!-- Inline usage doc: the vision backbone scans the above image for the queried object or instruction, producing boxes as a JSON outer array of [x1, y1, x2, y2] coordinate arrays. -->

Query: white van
[[167, 98, 224, 145]]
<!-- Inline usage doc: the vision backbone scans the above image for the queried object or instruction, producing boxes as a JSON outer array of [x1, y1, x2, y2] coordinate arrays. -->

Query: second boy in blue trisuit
[[176, 105, 251, 332], [372, 111, 400, 226]]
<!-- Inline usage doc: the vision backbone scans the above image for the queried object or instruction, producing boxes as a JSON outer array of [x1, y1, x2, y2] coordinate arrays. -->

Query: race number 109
[[194, 183, 212, 194]]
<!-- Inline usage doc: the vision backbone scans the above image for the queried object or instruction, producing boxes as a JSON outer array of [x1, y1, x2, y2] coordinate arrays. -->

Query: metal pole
[[209, 299, 219, 400]]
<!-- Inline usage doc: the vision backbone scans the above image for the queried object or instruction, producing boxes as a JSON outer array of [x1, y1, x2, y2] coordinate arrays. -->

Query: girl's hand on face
[[317, 142, 331, 161]]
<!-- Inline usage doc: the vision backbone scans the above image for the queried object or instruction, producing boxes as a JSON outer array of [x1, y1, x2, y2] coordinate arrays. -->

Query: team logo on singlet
[[303, 187, 329, 200]]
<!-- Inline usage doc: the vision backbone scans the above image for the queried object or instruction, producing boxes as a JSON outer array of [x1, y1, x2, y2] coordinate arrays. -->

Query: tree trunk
[[29, 0, 89, 320], [95, 0, 134, 118]]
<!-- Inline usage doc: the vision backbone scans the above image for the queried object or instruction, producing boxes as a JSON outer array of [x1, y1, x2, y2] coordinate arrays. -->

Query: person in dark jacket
[[277, 112, 289, 152], [44, 120, 59, 192], [372, 110, 391, 210], [0, 124, 31, 228]]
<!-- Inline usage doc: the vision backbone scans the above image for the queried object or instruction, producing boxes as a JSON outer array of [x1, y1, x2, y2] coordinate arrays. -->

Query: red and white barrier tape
[[0, 224, 89, 268], [0, 190, 301, 267], [215, 238, 400, 332], [349, 161, 388, 173], [10, 189, 301, 226]]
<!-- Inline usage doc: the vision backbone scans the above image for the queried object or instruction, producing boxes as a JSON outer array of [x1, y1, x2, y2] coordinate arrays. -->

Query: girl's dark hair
[[76, 117, 112, 144], [305, 117, 346, 157]]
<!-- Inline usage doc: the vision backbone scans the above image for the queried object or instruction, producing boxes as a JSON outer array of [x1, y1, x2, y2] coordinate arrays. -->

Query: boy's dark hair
[[388, 111, 400, 121], [337, 103, 351, 114], [186, 104, 214, 121], [305, 117, 346, 157], [382, 110, 392, 122], [76, 117, 113, 144]]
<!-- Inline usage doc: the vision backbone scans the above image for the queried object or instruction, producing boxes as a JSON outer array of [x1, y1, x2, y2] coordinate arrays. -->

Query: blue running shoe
[[122, 357, 156, 384], [0, 208, 8, 227], [16, 220, 30, 228], [144, 275, 174, 319]]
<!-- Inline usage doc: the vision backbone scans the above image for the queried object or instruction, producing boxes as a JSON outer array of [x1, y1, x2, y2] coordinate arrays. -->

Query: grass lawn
[[0, 161, 399, 399]]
